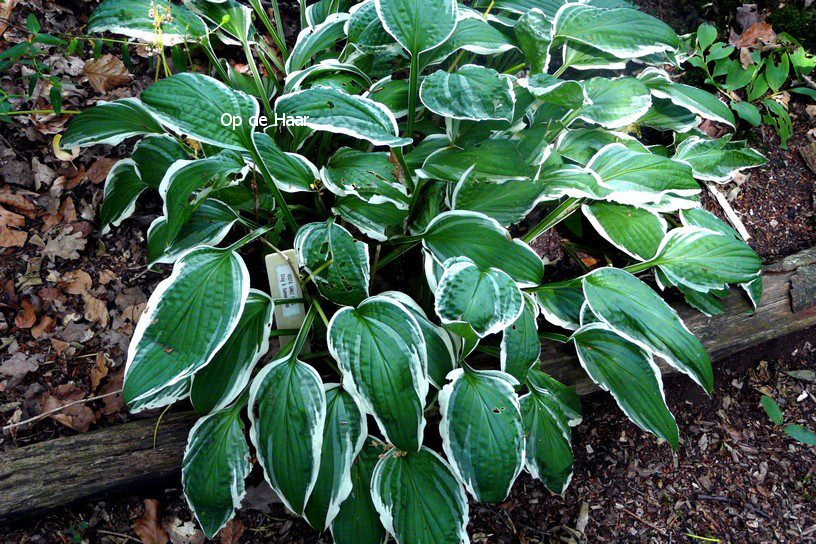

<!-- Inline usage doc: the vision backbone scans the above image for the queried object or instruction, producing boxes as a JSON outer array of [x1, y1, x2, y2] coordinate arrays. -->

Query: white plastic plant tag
[[265, 249, 308, 350]]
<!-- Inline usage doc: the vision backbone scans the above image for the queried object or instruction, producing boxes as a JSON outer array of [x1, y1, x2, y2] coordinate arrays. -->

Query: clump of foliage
[[685, 22, 816, 147], [63, 0, 769, 541], [761, 394, 816, 445]]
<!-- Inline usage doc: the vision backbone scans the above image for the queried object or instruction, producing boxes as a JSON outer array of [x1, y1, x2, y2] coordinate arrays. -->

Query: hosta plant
[[64, 0, 768, 541]]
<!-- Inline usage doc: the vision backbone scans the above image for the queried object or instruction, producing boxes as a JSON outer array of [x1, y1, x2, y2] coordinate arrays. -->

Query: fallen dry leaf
[[83, 293, 110, 327], [31, 315, 56, 339], [86, 158, 117, 183], [0, 191, 36, 217], [41, 384, 97, 432], [60, 269, 92, 295], [99, 368, 124, 415], [15, 299, 36, 328], [90, 353, 110, 392], [43, 229, 86, 261], [0, 352, 38, 387], [737, 22, 777, 49], [163, 517, 205, 544], [0, 0, 18, 36], [84, 54, 132, 94], [99, 269, 117, 285], [50, 338, 71, 356], [0, 226, 26, 247], [219, 519, 245, 544], [133, 500, 169, 544]]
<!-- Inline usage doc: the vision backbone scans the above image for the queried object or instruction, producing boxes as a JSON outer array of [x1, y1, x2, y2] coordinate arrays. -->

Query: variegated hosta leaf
[[304, 385, 367, 531], [535, 283, 584, 331], [579, 77, 653, 129], [582, 201, 667, 260], [330, 437, 388, 544], [637, 98, 698, 133], [288, 13, 349, 73], [321, 148, 409, 208], [552, 3, 679, 60], [420, 65, 515, 122], [61, 98, 164, 149], [365, 77, 410, 118], [673, 135, 768, 183], [306, 0, 352, 27], [131, 134, 189, 190], [650, 227, 762, 291], [420, 8, 517, 67], [184, 0, 252, 44], [380, 291, 457, 389], [451, 171, 552, 227], [555, 128, 649, 165], [249, 355, 327, 515], [190, 290, 273, 414], [88, 0, 207, 45], [439, 368, 525, 502], [436, 257, 524, 338], [346, 0, 397, 54], [375, 0, 458, 56], [522, 73, 587, 109], [327, 295, 428, 452], [123, 247, 249, 411], [572, 324, 679, 449], [182, 402, 251, 539], [527, 369, 582, 426], [422, 211, 546, 286], [372, 448, 469, 544], [586, 143, 699, 207], [275, 87, 411, 146], [638, 68, 734, 128], [501, 293, 541, 382], [99, 160, 147, 234], [536, 164, 611, 201], [582, 267, 713, 393], [331, 195, 408, 242], [514, 8, 552, 74], [254, 132, 319, 193], [146, 199, 239, 268], [561, 41, 627, 71], [418, 139, 535, 183], [294, 221, 370, 306]]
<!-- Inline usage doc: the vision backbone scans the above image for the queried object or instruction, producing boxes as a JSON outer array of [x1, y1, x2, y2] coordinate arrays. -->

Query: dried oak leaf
[[133, 500, 169, 544], [43, 229, 86, 261], [15, 299, 36, 328], [41, 384, 97, 432], [84, 54, 131, 94], [83, 292, 110, 328], [0, 226, 26, 247], [219, 519, 245, 544], [737, 22, 777, 49], [90, 353, 110, 392], [60, 269, 92, 295]]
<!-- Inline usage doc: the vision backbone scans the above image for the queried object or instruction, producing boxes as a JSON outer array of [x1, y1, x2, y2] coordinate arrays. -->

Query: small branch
[[706, 182, 751, 241], [95, 530, 143, 543], [2, 390, 123, 434], [622, 508, 668, 536]]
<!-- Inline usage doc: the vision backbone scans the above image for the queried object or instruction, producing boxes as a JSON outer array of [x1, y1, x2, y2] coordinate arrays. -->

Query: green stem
[[393, 147, 414, 192], [377, 241, 418, 269], [201, 39, 230, 82], [522, 197, 584, 243], [242, 39, 273, 114], [269, 0, 289, 61], [405, 54, 420, 140], [552, 64, 568, 78], [502, 62, 526, 75], [303, 259, 333, 286], [249, 144, 299, 232], [1, 109, 80, 115], [269, 328, 302, 336], [226, 224, 275, 252], [249, 0, 288, 61], [539, 332, 570, 343], [622, 260, 655, 275]]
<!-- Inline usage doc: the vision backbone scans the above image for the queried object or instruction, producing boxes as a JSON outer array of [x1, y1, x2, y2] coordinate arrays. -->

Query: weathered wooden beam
[[2, 249, 816, 522]]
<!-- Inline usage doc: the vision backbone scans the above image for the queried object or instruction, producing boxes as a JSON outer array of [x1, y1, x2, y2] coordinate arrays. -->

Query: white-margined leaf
[[501, 293, 541, 382], [435, 257, 524, 338], [321, 148, 409, 208], [672, 135, 768, 182], [372, 447, 468, 543], [275, 86, 411, 146], [287, 13, 350, 73], [527, 369, 582, 426], [184, 0, 252, 44], [375, 0, 458, 56], [420, 65, 515, 121], [294, 220, 370, 306], [536, 164, 611, 201], [123, 246, 249, 411], [61, 98, 164, 149], [582, 267, 713, 393], [451, 169, 551, 227], [560, 41, 627, 71], [439, 368, 524, 503], [249, 355, 327, 515], [182, 402, 251, 539], [190, 290, 274, 414], [578, 77, 652, 129], [99, 160, 147, 234], [346, 0, 398, 54], [582, 201, 667, 260], [327, 295, 428, 452], [513, 8, 552, 74], [88, 0, 207, 44], [420, 8, 517, 67], [330, 437, 388, 544], [639, 67, 734, 128], [418, 139, 535, 182], [306, 0, 352, 27], [535, 283, 584, 331], [572, 323, 679, 449], [365, 77, 410, 118], [555, 128, 649, 165], [522, 73, 588, 109], [422, 211, 546, 286], [331, 195, 408, 242], [304, 385, 367, 531], [636, 97, 698, 133], [131, 134, 189, 190], [254, 132, 319, 193]]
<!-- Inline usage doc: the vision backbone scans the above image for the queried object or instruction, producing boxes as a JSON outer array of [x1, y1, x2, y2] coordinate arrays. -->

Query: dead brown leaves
[[133, 500, 170, 544], [736, 22, 777, 49], [14, 299, 36, 328], [41, 383, 97, 432], [84, 54, 131, 94], [219, 519, 245, 544]]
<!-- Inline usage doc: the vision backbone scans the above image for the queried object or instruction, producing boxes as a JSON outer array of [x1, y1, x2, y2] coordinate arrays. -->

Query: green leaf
[[372, 447, 469, 543], [99, 160, 147, 234], [287, 13, 349, 73], [321, 148, 409, 208], [553, 3, 679, 59], [190, 290, 273, 414], [346, 0, 398, 54], [535, 284, 584, 330], [783, 424, 816, 445], [254, 132, 319, 193], [294, 221, 370, 306], [418, 139, 535, 183], [375, 0, 458, 56], [420, 8, 518, 67], [332, 195, 408, 242], [561, 41, 627, 71], [579, 77, 652, 129], [331, 437, 388, 544], [439, 368, 524, 502], [88, 0, 207, 44], [182, 404, 251, 538], [26, 13, 41, 33], [582, 267, 713, 393], [123, 247, 249, 411], [765, 53, 789, 93], [436, 257, 524, 338], [451, 172, 550, 227], [731, 101, 761, 126], [304, 385, 367, 531], [759, 395, 783, 425], [131, 134, 189, 190], [636, 98, 698, 133], [141, 73, 258, 151], [555, 128, 648, 165], [724, 59, 755, 91], [422, 211, 546, 286], [586, 143, 698, 207], [789, 87, 816, 101], [420, 65, 515, 121], [275, 86, 411, 146], [380, 291, 457, 390], [146, 199, 239, 268], [501, 294, 540, 382], [249, 355, 327, 515], [523, 73, 587, 109], [572, 324, 679, 450], [673, 135, 768, 182], [327, 295, 428, 452], [365, 77, 410, 118], [696, 23, 717, 51], [62, 98, 164, 149], [582, 201, 666, 260], [514, 8, 553, 74], [527, 369, 582, 425], [638, 68, 735, 128], [651, 227, 762, 291]]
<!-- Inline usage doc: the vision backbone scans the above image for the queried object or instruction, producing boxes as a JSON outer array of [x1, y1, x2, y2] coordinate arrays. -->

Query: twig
[[706, 182, 752, 241], [2, 390, 122, 433], [622, 508, 668, 536], [694, 494, 772, 520], [95, 530, 143, 543]]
